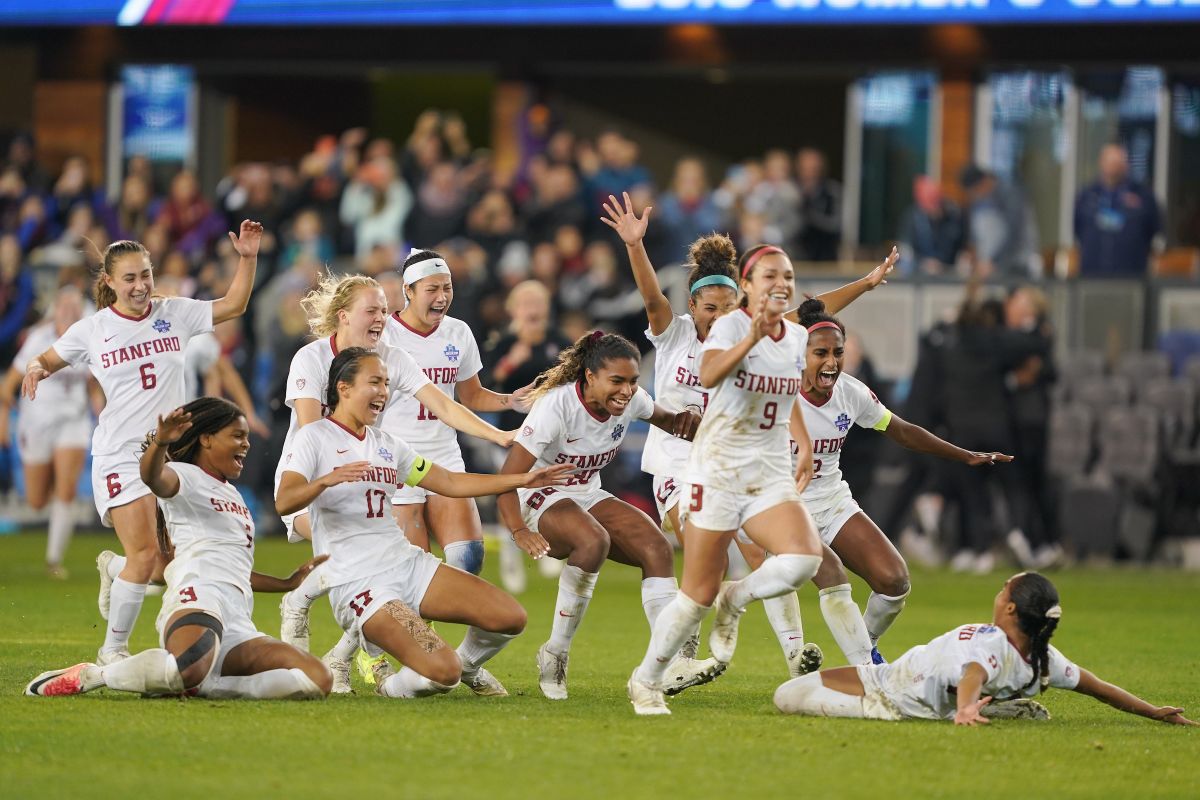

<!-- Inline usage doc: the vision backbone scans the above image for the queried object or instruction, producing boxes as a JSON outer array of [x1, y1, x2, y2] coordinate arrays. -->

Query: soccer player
[[25, 397, 332, 700], [276, 347, 571, 698], [774, 572, 1198, 727], [626, 244, 822, 715], [740, 298, 1013, 669], [0, 286, 93, 578], [381, 248, 534, 576], [496, 330, 701, 700], [21, 221, 262, 665]]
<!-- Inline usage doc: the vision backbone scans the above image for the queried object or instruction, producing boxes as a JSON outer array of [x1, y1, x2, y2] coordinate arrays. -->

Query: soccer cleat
[[25, 663, 96, 697], [708, 582, 744, 665], [981, 698, 1052, 721], [870, 646, 888, 665], [535, 642, 569, 700], [357, 650, 395, 686], [785, 642, 824, 678], [662, 656, 726, 696], [463, 668, 509, 697], [323, 652, 353, 694], [96, 550, 116, 620], [627, 669, 670, 716], [96, 649, 130, 666], [279, 591, 311, 652]]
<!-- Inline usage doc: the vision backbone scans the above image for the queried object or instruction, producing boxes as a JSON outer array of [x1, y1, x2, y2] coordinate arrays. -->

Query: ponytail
[[1008, 572, 1062, 696], [528, 330, 639, 402]]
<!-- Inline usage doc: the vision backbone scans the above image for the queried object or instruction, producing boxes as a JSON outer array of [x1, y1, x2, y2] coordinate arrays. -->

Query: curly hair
[[528, 330, 640, 402], [796, 297, 846, 337], [300, 272, 381, 337], [686, 233, 738, 297]]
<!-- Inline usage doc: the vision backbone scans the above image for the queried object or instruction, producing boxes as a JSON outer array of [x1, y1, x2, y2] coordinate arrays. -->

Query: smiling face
[[688, 285, 738, 340], [339, 287, 388, 349], [741, 251, 794, 314], [583, 356, 640, 417], [405, 274, 453, 328], [337, 354, 389, 427], [805, 327, 845, 396], [198, 416, 251, 481], [106, 251, 155, 315]]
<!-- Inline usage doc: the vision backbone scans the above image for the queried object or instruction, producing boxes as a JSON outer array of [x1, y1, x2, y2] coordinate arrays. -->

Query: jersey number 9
[[759, 401, 778, 430]]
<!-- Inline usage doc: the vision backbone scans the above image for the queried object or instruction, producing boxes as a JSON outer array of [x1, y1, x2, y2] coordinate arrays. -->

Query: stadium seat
[[1070, 374, 1133, 417], [1045, 401, 1095, 480], [1184, 354, 1200, 387], [1139, 378, 1196, 447], [1055, 350, 1106, 400], [1115, 350, 1171, 387], [1098, 405, 1160, 488], [1058, 472, 1121, 560]]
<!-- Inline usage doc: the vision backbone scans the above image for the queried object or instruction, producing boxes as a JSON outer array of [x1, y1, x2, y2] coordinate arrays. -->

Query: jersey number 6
[[139, 362, 157, 390]]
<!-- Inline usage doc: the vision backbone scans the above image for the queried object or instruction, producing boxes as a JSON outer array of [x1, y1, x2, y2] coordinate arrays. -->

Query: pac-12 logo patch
[[443, 344, 460, 363], [522, 425, 533, 437], [296, 378, 306, 390], [378, 447, 393, 463], [835, 413, 851, 433], [153, 319, 172, 333], [611, 423, 625, 441]]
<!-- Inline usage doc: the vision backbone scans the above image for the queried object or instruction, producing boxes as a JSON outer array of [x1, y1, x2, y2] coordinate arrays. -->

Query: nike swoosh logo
[[565, 437, 582, 444], [337, 449, 349, 454], [104, 335, 117, 342], [747, 354, 758, 359], [558, 610, 574, 617], [787, 636, 803, 641]]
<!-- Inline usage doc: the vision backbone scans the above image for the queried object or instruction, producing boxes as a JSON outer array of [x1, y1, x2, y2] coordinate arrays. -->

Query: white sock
[[102, 578, 147, 654], [724, 554, 822, 611], [99, 649, 183, 694], [287, 564, 328, 611], [818, 584, 874, 666], [545, 565, 598, 655], [443, 540, 485, 575], [379, 666, 458, 698], [330, 629, 360, 661], [640, 576, 678, 629], [635, 592, 710, 684], [457, 627, 518, 678], [763, 592, 804, 655], [774, 671, 866, 718], [46, 500, 74, 566], [106, 554, 127, 580], [199, 668, 324, 700], [864, 591, 909, 644]]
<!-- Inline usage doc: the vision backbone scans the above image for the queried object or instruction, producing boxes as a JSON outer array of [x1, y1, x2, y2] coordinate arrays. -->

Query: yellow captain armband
[[405, 455, 434, 486], [872, 410, 893, 432]]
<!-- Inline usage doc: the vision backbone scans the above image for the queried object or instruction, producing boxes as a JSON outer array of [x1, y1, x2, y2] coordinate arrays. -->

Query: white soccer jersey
[[184, 332, 221, 402], [12, 322, 90, 423], [159, 462, 255, 599], [878, 623, 1080, 721], [52, 298, 213, 456], [283, 418, 431, 588], [378, 313, 483, 461], [798, 373, 892, 502], [686, 309, 806, 493], [515, 382, 654, 495], [642, 314, 708, 478]]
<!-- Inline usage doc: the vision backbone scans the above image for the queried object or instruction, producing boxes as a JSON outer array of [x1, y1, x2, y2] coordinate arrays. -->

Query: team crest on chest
[[611, 423, 625, 441], [443, 344, 460, 363], [153, 319, 171, 333], [377, 447, 394, 463], [835, 413, 851, 433]]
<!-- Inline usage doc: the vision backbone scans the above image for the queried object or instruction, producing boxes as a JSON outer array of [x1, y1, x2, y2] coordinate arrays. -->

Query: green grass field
[[1, 531, 1197, 799]]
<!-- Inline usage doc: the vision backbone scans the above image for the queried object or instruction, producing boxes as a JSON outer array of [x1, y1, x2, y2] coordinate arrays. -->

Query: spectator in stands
[[523, 163, 586, 245], [4, 133, 49, 194], [796, 147, 843, 261], [657, 157, 723, 265], [48, 157, 93, 233], [898, 175, 966, 275], [958, 164, 1039, 279], [159, 169, 221, 255], [0, 165, 27, 235], [0, 234, 36, 367], [464, 189, 518, 267], [98, 174, 158, 242], [584, 130, 651, 210], [340, 156, 412, 259], [278, 208, 334, 270], [408, 160, 468, 248], [746, 149, 801, 252], [1074, 144, 1161, 277], [16, 193, 48, 251]]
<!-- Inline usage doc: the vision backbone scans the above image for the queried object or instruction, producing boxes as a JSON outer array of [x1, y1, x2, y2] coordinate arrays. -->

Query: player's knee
[[304, 657, 334, 696], [640, 531, 675, 575], [573, 526, 610, 570], [27, 493, 49, 511], [873, 565, 911, 598], [814, 555, 849, 588], [425, 650, 462, 688], [497, 598, 527, 635]]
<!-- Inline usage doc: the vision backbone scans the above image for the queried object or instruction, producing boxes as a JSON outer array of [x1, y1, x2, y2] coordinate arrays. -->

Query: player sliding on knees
[[276, 347, 571, 699], [496, 331, 701, 700], [774, 571, 1198, 727], [602, 191, 897, 691], [738, 298, 1013, 671], [26, 397, 333, 700]]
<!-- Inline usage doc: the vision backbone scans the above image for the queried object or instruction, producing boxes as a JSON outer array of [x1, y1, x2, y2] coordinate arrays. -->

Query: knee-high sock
[[286, 564, 328, 611], [818, 584, 873, 666], [106, 554, 127, 580], [443, 540, 485, 575], [457, 628, 518, 678], [724, 554, 822, 611], [329, 628, 360, 661], [864, 591, 908, 644], [774, 671, 866, 718], [98, 649, 183, 695], [379, 666, 458, 698], [635, 592, 710, 685], [46, 500, 74, 566], [763, 592, 804, 655], [199, 668, 324, 700], [640, 576, 678, 629], [545, 565, 598, 655], [101, 578, 147, 654]]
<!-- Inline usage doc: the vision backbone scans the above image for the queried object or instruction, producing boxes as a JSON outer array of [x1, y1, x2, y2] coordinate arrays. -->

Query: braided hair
[[528, 330, 640, 403], [796, 297, 846, 337], [1009, 572, 1062, 695], [326, 347, 380, 412]]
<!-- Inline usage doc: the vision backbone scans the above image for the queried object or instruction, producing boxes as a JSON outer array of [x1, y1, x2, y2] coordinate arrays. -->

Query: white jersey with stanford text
[[687, 309, 806, 493], [642, 314, 708, 478], [283, 418, 431, 587], [52, 298, 213, 456], [13, 322, 90, 424], [798, 373, 892, 503], [879, 623, 1080, 720], [516, 382, 654, 495], [159, 462, 256, 599], [274, 336, 431, 491], [379, 313, 483, 462]]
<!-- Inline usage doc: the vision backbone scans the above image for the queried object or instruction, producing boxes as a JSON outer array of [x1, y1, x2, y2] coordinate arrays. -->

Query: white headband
[[402, 251, 451, 285]]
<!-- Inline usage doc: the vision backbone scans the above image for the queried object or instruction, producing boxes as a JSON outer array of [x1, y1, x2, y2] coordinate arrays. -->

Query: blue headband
[[690, 275, 738, 295]]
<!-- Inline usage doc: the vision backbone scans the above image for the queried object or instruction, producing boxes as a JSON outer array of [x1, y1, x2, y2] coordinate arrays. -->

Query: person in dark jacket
[[1074, 144, 1160, 277]]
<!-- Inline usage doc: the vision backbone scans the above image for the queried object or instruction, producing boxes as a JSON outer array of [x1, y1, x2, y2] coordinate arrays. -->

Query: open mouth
[[130, 291, 149, 303], [429, 304, 447, 318], [232, 453, 247, 468], [767, 290, 790, 308], [816, 369, 839, 389], [368, 399, 386, 414], [607, 396, 630, 414], [366, 325, 382, 345]]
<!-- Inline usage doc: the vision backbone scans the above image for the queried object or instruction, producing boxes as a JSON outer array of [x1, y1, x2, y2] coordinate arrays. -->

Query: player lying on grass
[[26, 397, 334, 699], [276, 347, 571, 698], [774, 571, 1197, 726]]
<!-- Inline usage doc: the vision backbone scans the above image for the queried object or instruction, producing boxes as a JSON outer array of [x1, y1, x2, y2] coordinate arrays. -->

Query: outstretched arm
[[1072, 668, 1197, 725], [212, 220, 263, 324], [140, 408, 193, 498], [415, 460, 571, 500], [646, 403, 701, 441], [601, 191, 673, 336], [455, 374, 534, 414], [251, 554, 329, 593], [883, 414, 1014, 466], [416, 383, 512, 446], [799, 246, 898, 318], [20, 347, 69, 400]]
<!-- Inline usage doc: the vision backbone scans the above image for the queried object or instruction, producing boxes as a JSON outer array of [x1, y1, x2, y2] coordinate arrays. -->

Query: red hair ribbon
[[807, 321, 841, 334], [741, 245, 786, 278]]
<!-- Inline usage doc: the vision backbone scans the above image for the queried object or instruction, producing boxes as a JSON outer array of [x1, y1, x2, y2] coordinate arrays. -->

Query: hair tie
[[741, 245, 785, 278], [690, 275, 738, 295], [589, 330, 605, 342], [807, 320, 842, 334], [1044, 605, 1062, 620]]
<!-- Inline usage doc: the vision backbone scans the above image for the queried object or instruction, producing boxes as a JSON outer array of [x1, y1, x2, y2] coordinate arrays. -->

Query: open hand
[[1151, 706, 1199, 726], [513, 527, 551, 560], [600, 191, 652, 246], [521, 463, 575, 489], [865, 246, 899, 289], [954, 696, 992, 726], [21, 362, 49, 400], [672, 409, 702, 441], [509, 382, 536, 413], [795, 458, 815, 495], [966, 452, 1014, 467], [155, 408, 193, 445], [228, 219, 264, 259], [320, 461, 372, 487], [284, 554, 329, 590]]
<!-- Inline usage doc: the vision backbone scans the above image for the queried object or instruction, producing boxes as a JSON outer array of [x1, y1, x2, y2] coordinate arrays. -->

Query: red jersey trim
[[1006, 635, 1032, 664], [575, 380, 610, 422], [109, 300, 154, 322], [325, 416, 366, 441], [800, 383, 835, 408], [394, 313, 439, 338], [328, 334, 339, 357], [739, 306, 786, 342], [198, 464, 229, 484]]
